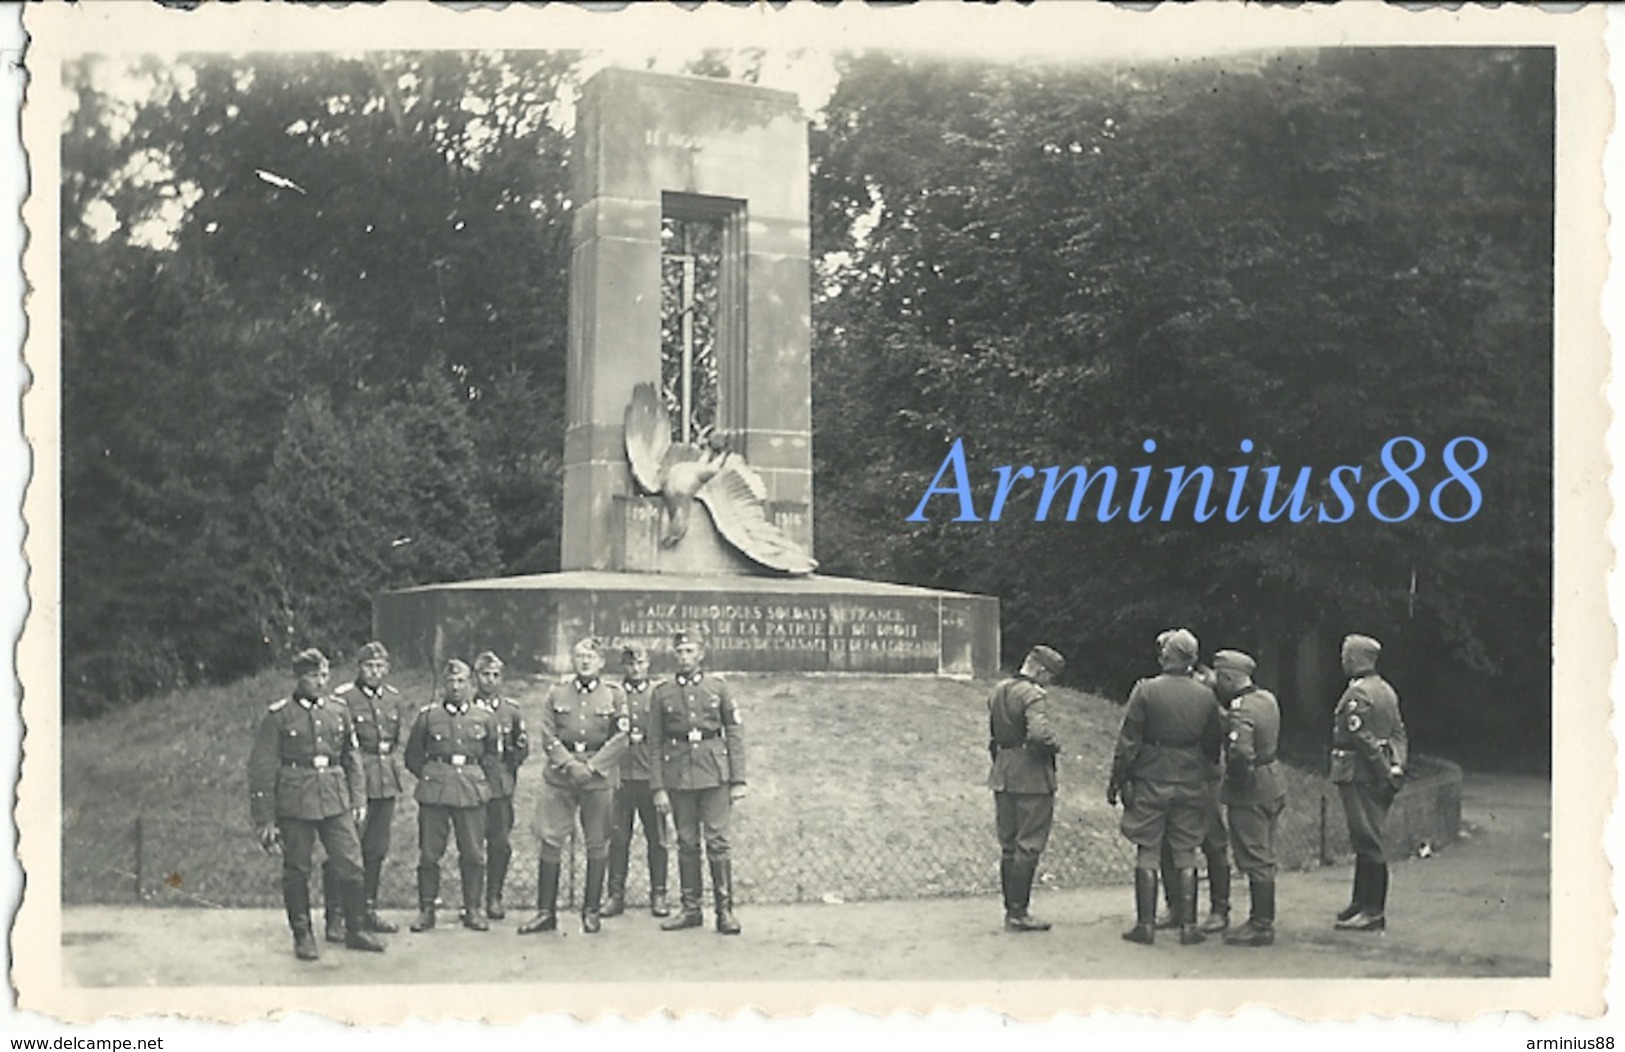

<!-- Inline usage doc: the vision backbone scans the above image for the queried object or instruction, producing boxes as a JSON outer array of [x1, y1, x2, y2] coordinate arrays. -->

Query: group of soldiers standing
[[246, 628, 745, 961], [987, 630, 1408, 948]]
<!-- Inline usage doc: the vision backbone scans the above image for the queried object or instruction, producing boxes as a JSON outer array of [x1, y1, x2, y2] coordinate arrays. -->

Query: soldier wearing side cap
[[986, 644, 1066, 932], [321, 641, 408, 940], [1211, 649, 1286, 947], [1330, 633, 1408, 932], [404, 659, 499, 933], [247, 648, 385, 960], [1108, 628, 1224, 946], [472, 650, 528, 921], [518, 638, 630, 935], [650, 628, 747, 935], [603, 641, 671, 920]]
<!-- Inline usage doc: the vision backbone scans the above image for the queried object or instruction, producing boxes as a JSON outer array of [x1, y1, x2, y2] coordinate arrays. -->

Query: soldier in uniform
[[472, 650, 528, 921], [1330, 633, 1407, 932], [1108, 628, 1223, 946], [517, 638, 629, 935], [1211, 649, 1286, 947], [603, 642, 671, 920], [247, 648, 385, 960], [1155, 663, 1232, 935], [404, 658, 498, 932], [986, 644, 1066, 932], [650, 628, 746, 935], [321, 641, 407, 940]]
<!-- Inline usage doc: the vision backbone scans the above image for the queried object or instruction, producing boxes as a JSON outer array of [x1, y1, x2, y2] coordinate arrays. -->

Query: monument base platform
[[374, 571, 1000, 678]]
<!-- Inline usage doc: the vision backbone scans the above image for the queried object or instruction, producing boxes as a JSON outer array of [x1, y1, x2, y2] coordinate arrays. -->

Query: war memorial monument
[[375, 69, 1000, 677]]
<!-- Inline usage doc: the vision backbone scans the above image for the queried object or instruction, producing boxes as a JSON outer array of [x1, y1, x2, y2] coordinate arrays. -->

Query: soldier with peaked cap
[[986, 644, 1066, 932], [604, 641, 671, 920], [650, 628, 747, 935], [1109, 627, 1223, 947], [404, 658, 499, 933], [1330, 633, 1408, 932], [1154, 660, 1232, 935], [322, 641, 408, 940], [471, 650, 528, 921], [1210, 649, 1286, 947], [518, 638, 630, 936], [247, 648, 384, 960]]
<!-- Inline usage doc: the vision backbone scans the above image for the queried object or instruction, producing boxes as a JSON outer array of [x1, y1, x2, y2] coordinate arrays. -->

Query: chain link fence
[[65, 771, 1420, 911]]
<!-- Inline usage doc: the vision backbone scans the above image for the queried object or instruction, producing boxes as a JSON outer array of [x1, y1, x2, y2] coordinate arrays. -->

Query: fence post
[[132, 816, 144, 901], [1318, 793, 1331, 866]]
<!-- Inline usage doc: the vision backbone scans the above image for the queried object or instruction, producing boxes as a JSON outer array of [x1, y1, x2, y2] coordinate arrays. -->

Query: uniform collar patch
[[296, 695, 322, 709], [676, 671, 705, 687], [442, 698, 469, 715], [624, 679, 647, 692], [575, 677, 599, 693]]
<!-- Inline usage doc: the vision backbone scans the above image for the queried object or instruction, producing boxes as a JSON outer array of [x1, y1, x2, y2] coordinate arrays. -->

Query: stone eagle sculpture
[[623, 382, 817, 575]]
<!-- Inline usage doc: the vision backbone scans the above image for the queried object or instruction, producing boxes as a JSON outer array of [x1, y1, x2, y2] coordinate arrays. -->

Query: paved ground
[[61, 773, 1548, 986]]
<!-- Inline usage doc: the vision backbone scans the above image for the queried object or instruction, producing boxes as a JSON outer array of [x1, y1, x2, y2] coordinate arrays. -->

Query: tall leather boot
[[1336, 859, 1370, 923], [486, 846, 510, 921], [603, 838, 630, 918], [649, 841, 671, 917], [1224, 879, 1276, 947], [582, 857, 607, 933], [341, 879, 386, 952], [322, 863, 345, 943], [661, 852, 705, 931], [1155, 846, 1179, 929], [362, 858, 398, 933], [1201, 855, 1232, 933], [460, 858, 489, 931], [1004, 855, 1051, 931], [286, 877, 320, 960], [710, 857, 741, 935], [1177, 867, 1206, 945], [1122, 868, 1157, 945], [410, 864, 438, 932], [518, 859, 561, 934]]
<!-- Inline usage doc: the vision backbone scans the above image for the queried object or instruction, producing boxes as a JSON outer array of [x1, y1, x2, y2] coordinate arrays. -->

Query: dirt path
[[61, 772, 1548, 986]]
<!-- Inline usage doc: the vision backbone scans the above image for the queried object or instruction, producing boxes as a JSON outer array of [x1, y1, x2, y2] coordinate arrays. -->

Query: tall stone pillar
[[561, 69, 813, 574]]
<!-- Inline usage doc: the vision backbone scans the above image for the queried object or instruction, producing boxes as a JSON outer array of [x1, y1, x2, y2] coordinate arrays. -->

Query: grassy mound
[[62, 670, 1333, 909]]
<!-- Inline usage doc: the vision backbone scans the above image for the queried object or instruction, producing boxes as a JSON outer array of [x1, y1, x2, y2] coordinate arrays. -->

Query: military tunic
[[330, 680, 407, 882], [1110, 671, 1223, 867], [986, 675, 1060, 863], [1221, 685, 1286, 880], [648, 671, 745, 860], [532, 677, 629, 862], [1331, 672, 1407, 863], [246, 694, 367, 917], [405, 698, 498, 908], [475, 693, 529, 895], [609, 677, 668, 894]]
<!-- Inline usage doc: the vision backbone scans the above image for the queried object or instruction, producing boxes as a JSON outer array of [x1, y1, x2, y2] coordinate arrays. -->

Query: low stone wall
[[1316, 754, 1463, 862]]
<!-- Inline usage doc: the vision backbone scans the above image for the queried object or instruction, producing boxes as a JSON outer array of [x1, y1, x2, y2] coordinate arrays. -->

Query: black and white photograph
[[11, 1, 1614, 1029]]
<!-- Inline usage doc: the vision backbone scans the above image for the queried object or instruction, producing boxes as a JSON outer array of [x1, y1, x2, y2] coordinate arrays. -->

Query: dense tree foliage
[[62, 48, 1552, 758], [811, 48, 1552, 754]]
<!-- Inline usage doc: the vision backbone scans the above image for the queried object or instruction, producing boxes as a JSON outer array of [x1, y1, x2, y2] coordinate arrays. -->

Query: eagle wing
[[695, 458, 819, 575], [624, 382, 672, 494]]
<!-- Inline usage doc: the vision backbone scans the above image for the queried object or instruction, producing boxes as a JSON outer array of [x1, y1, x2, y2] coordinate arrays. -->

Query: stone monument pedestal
[[375, 571, 999, 678]]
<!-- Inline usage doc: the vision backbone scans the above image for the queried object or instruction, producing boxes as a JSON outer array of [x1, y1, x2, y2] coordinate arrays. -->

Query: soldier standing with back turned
[[404, 658, 498, 933], [472, 650, 529, 921], [247, 648, 385, 960], [1330, 633, 1407, 932], [650, 628, 746, 935]]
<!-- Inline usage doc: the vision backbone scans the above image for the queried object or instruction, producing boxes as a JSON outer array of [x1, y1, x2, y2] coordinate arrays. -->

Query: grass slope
[[62, 670, 1333, 909]]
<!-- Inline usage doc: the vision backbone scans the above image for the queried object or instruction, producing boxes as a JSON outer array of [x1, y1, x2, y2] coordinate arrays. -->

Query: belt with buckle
[[434, 754, 470, 766], [1330, 748, 1354, 757], [363, 742, 393, 755], [283, 756, 334, 769], [572, 742, 589, 754], [671, 729, 723, 744]]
